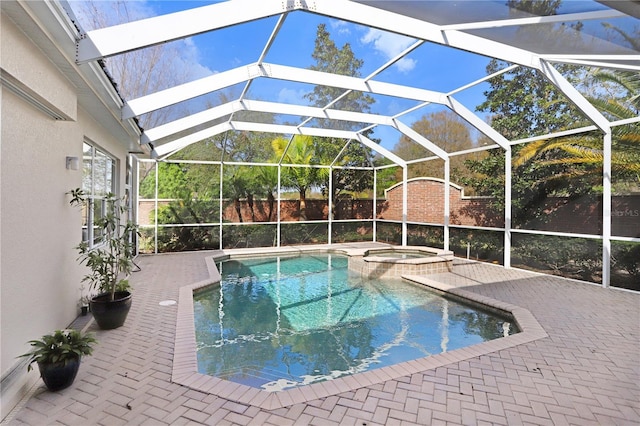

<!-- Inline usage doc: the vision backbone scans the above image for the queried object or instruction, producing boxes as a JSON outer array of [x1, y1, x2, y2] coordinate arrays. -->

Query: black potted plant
[[70, 188, 138, 329], [19, 329, 96, 391]]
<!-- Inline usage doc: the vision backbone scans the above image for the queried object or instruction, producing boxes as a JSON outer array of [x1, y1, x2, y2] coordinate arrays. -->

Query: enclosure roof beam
[[141, 99, 393, 144], [122, 66, 251, 119], [539, 60, 611, 132], [77, 0, 535, 68], [312, 1, 537, 68], [151, 122, 232, 158], [440, 9, 625, 31], [392, 120, 448, 160], [77, 0, 289, 62], [152, 120, 406, 166], [444, 96, 511, 150], [124, 62, 444, 120]]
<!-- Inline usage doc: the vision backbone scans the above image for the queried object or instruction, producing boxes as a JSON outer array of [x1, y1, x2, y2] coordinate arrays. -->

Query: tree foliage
[[272, 136, 320, 219], [392, 110, 484, 183], [304, 24, 378, 205]]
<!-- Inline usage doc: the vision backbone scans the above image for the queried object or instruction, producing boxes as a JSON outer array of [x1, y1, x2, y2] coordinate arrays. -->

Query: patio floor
[[4, 245, 639, 425]]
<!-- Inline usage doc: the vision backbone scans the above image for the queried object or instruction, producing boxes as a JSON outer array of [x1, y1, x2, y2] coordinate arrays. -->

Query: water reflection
[[193, 254, 517, 391]]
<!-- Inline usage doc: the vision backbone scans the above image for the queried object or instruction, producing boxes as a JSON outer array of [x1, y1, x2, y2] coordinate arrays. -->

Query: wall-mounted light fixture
[[66, 156, 79, 170]]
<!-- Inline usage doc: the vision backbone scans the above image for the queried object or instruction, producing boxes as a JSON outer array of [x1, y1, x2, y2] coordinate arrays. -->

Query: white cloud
[[360, 29, 417, 73], [329, 20, 351, 36], [277, 87, 308, 105]]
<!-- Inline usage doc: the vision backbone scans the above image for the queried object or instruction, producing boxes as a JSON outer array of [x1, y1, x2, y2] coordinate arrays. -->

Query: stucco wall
[[1, 12, 132, 419]]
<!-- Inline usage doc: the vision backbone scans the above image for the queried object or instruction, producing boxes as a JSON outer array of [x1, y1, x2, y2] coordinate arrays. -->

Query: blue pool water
[[193, 254, 517, 391]]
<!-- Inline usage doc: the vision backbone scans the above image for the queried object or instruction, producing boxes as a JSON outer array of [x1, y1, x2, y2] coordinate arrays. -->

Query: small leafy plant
[[19, 330, 96, 371], [70, 188, 138, 301]]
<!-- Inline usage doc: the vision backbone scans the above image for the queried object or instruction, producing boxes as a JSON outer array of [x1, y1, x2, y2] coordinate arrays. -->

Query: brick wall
[[380, 178, 501, 226], [138, 178, 639, 238], [138, 199, 385, 225], [382, 178, 639, 237]]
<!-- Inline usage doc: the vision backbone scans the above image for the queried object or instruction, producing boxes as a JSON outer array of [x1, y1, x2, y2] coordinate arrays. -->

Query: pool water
[[193, 254, 517, 391]]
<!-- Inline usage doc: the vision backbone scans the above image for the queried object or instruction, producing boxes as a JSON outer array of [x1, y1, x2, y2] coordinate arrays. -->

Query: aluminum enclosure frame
[[75, 0, 640, 287]]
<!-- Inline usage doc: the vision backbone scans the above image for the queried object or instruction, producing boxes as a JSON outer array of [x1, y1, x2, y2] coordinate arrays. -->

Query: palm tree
[[514, 69, 640, 188], [256, 165, 278, 222], [272, 135, 320, 220]]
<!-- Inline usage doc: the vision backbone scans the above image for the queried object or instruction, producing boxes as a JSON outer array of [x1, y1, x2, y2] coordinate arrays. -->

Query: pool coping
[[172, 246, 548, 410]]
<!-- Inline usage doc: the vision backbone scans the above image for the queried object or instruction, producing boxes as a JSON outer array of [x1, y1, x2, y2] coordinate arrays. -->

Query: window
[[82, 141, 116, 247]]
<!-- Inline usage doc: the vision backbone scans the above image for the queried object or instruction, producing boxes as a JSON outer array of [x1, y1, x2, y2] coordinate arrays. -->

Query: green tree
[[304, 24, 378, 209], [139, 163, 189, 199], [514, 68, 640, 187], [272, 136, 320, 220], [393, 110, 482, 182], [255, 165, 279, 222], [462, 48, 588, 221]]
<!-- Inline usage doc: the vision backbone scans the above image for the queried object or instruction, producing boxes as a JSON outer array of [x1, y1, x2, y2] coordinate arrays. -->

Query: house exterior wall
[[1, 10, 136, 419]]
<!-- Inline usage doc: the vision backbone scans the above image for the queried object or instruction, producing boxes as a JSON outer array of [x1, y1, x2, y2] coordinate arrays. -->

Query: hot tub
[[348, 246, 454, 278]]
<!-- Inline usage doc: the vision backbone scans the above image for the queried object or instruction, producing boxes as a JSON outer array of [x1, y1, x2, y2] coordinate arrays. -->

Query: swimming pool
[[193, 253, 518, 392]]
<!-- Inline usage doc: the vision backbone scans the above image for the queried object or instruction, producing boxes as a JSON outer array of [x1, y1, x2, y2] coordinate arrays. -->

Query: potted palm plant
[[70, 188, 138, 329], [19, 329, 96, 391]]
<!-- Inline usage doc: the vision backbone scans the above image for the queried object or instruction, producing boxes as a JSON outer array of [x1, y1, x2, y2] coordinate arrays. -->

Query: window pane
[[92, 199, 105, 245], [94, 152, 108, 196], [106, 156, 114, 194], [81, 202, 89, 243], [82, 143, 92, 193]]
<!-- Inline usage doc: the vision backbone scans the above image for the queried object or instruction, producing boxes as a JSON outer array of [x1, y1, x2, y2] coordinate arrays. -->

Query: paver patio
[[4, 245, 639, 425]]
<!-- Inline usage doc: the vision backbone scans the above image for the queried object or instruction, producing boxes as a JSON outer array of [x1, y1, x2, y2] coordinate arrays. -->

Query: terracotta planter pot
[[90, 291, 132, 330]]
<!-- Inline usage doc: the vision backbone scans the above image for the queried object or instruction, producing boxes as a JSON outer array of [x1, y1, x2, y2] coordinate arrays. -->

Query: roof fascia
[[4, 0, 144, 151]]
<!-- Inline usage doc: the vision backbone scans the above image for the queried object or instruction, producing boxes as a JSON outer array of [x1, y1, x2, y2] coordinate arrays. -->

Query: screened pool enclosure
[[70, 0, 640, 291]]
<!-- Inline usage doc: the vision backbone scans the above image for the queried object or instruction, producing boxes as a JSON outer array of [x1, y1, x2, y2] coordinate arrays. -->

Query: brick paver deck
[[4, 245, 639, 425]]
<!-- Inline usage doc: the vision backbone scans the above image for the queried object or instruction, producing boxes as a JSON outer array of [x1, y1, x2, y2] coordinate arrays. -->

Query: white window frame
[[82, 140, 117, 248]]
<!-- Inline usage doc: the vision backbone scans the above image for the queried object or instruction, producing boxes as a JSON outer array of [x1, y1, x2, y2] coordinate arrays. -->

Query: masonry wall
[[138, 199, 386, 224], [380, 178, 501, 227], [139, 178, 639, 238], [382, 178, 640, 238]]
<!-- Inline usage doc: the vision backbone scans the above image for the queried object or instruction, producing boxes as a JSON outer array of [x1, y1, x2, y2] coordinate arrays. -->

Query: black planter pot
[[90, 291, 132, 330], [38, 357, 81, 391]]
